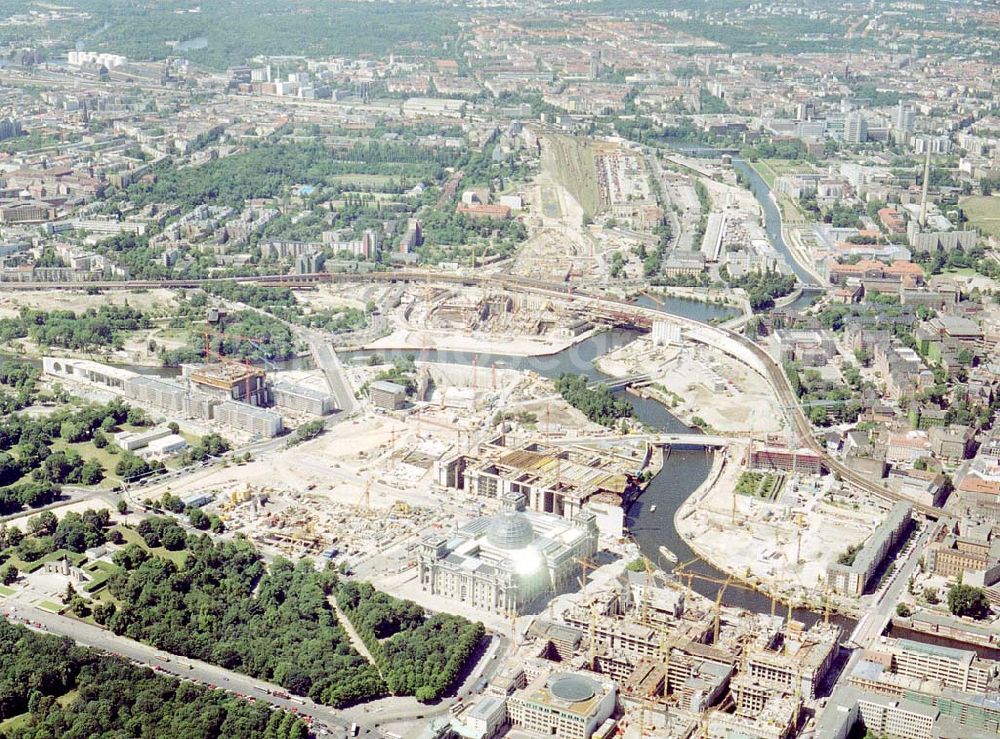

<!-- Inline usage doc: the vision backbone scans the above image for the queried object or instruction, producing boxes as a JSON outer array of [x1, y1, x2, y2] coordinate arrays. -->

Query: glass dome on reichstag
[[487, 510, 536, 550]]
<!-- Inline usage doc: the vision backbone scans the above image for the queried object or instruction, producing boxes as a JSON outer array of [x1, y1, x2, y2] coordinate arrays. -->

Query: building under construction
[[186, 362, 269, 406], [434, 436, 645, 538]]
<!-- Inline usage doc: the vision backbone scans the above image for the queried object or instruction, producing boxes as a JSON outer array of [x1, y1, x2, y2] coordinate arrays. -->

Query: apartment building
[[826, 502, 912, 597]]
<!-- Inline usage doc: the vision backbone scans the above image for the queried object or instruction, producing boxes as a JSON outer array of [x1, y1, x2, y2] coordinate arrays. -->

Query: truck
[[350, 723, 359, 737]]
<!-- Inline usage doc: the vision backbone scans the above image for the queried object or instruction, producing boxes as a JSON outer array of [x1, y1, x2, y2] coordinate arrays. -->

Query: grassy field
[[960, 195, 1000, 238], [753, 158, 816, 190], [112, 525, 188, 568], [49, 438, 123, 490], [735, 471, 780, 500], [0, 690, 78, 731], [542, 134, 599, 216]]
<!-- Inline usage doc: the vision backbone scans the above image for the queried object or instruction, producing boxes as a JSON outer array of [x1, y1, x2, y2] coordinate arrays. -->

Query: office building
[[213, 401, 283, 438], [894, 102, 916, 136], [747, 445, 824, 475], [447, 438, 637, 537], [143, 434, 189, 460], [273, 381, 333, 416], [651, 321, 681, 346], [744, 622, 841, 700], [187, 363, 269, 406], [452, 696, 508, 739], [816, 685, 1000, 739], [845, 111, 868, 144], [114, 426, 173, 452], [872, 638, 996, 694], [370, 380, 407, 410], [507, 670, 616, 739]]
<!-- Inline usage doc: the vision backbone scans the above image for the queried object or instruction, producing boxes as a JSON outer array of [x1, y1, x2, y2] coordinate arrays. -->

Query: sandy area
[[597, 338, 784, 434], [675, 450, 876, 608], [365, 327, 592, 357], [0, 288, 180, 319], [152, 413, 442, 511]]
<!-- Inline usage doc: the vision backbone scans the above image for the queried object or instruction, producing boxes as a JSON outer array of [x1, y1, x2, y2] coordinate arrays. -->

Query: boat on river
[[659, 545, 678, 564]]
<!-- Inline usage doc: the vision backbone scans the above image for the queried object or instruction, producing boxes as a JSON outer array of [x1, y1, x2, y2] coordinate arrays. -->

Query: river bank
[[734, 160, 824, 286], [361, 326, 605, 358], [595, 336, 784, 436]]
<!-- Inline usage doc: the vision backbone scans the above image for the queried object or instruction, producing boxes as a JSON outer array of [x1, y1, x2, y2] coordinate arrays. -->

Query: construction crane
[[574, 556, 598, 604], [588, 601, 598, 668], [680, 554, 783, 623], [358, 479, 372, 511], [200, 327, 275, 404], [713, 574, 733, 644], [640, 556, 659, 627]]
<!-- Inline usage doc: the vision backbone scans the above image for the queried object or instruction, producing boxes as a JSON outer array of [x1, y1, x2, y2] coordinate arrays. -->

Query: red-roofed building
[[827, 259, 924, 287], [878, 208, 907, 234], [457, 203, 512, 220]]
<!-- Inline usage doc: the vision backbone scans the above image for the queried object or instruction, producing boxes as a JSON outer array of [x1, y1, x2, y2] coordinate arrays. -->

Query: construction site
[[335, 281, 605, 356], [459, 549, 846, 739], [674, 437, 897, 619], [595, 335, 785, 436]]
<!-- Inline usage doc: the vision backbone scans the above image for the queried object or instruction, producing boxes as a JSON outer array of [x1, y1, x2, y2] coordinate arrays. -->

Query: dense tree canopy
[[0, 619, 307, 738], [0, 306, 148, 352], [106, 537, 385, 708], [337, 581, 484, 703], [554, 374, 634, 427]]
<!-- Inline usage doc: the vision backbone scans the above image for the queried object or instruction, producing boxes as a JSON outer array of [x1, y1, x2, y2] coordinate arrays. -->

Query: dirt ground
[[597, 338, 784, 434], [0, 288, 180, 319], [676, 454, 875, 594]]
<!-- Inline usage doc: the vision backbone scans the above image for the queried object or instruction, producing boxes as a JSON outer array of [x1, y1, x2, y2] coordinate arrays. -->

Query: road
[[832, 524, 934, 696], [848, 524, 933, 651], [0, 487, 121, 524], [304, 330, 358, 415], [6, 601, 351, 737], [359, 633, 510, 729], [9, 597, 513, 736]]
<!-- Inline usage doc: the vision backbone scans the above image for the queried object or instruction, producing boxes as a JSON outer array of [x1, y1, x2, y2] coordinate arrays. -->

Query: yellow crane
[[575, 556, 598, 597], [359, 479, 372, 511], [713, 574, 734, 644]]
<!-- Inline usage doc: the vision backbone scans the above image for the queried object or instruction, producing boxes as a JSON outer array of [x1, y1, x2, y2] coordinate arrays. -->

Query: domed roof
[[487, 510, 535, 550], [549, 674, 597, 702]]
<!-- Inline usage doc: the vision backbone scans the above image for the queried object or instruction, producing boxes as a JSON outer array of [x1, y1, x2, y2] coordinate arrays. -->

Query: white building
[[508, 671, 617, 739], [142, 434, 189, 460], [213, 401, 283, 438], [418, 493, 598, 615], [651, 321, 681, 347], [115, 426, 173, 452]]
